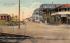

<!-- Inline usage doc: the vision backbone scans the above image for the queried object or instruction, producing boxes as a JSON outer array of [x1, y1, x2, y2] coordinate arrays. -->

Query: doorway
[[61, 17, 67, 24]]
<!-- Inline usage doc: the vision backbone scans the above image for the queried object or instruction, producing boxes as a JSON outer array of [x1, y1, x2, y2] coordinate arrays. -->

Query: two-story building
[[47, 4, 70, 24], [40, 4, 62, 23]]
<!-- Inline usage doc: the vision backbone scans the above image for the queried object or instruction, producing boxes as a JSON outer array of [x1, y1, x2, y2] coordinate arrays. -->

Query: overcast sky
[[0, 0, 70, 20]]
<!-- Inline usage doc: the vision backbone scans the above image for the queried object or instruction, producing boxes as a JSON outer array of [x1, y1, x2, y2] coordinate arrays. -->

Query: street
[[0, 22, 70, 43], [21, 22, 70, 43]]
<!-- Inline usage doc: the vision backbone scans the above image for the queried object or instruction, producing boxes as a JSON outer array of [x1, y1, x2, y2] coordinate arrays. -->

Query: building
[[46, 4, 70, 24], [32, 4, 62, 23], [0, 14, 11, 21], [39, 4, 62, 23], [32, 8, 43, 23], [32, 4, 70, 24]]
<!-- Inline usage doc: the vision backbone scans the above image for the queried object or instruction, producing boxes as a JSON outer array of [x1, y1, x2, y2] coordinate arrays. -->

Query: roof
[[40, 4, 62, 9], [0, 14, 10, 16], [40, 4, 63, 11], [59, 4, 70, 8]]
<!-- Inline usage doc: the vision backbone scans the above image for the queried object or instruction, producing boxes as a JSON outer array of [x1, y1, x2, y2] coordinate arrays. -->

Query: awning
[[51, 11, 70, 15]]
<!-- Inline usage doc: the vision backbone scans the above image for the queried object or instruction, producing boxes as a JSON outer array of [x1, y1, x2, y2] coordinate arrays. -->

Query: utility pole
[[18, 0, 20, 29]]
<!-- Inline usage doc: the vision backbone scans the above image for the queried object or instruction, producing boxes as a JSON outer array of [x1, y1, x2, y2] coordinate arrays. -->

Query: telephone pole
[[18, 0, 20, 29]]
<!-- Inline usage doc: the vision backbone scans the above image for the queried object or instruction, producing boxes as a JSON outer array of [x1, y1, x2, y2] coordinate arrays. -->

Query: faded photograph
[[0, 0, 70, 43]]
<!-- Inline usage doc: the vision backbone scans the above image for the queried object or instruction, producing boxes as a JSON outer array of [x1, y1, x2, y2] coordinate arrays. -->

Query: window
[[36, 17, 38, 20]]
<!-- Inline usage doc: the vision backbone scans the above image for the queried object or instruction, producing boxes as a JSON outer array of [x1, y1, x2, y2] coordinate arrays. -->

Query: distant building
[[0, 14, 11, 21], [32, 8, 43, 23]]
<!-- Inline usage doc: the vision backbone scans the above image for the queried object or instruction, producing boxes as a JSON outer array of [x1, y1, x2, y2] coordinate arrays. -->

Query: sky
[[0, 0, 70, 20]]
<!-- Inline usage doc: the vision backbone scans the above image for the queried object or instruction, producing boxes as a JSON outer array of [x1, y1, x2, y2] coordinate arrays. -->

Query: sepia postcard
[[0, 0, 70, 43]]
